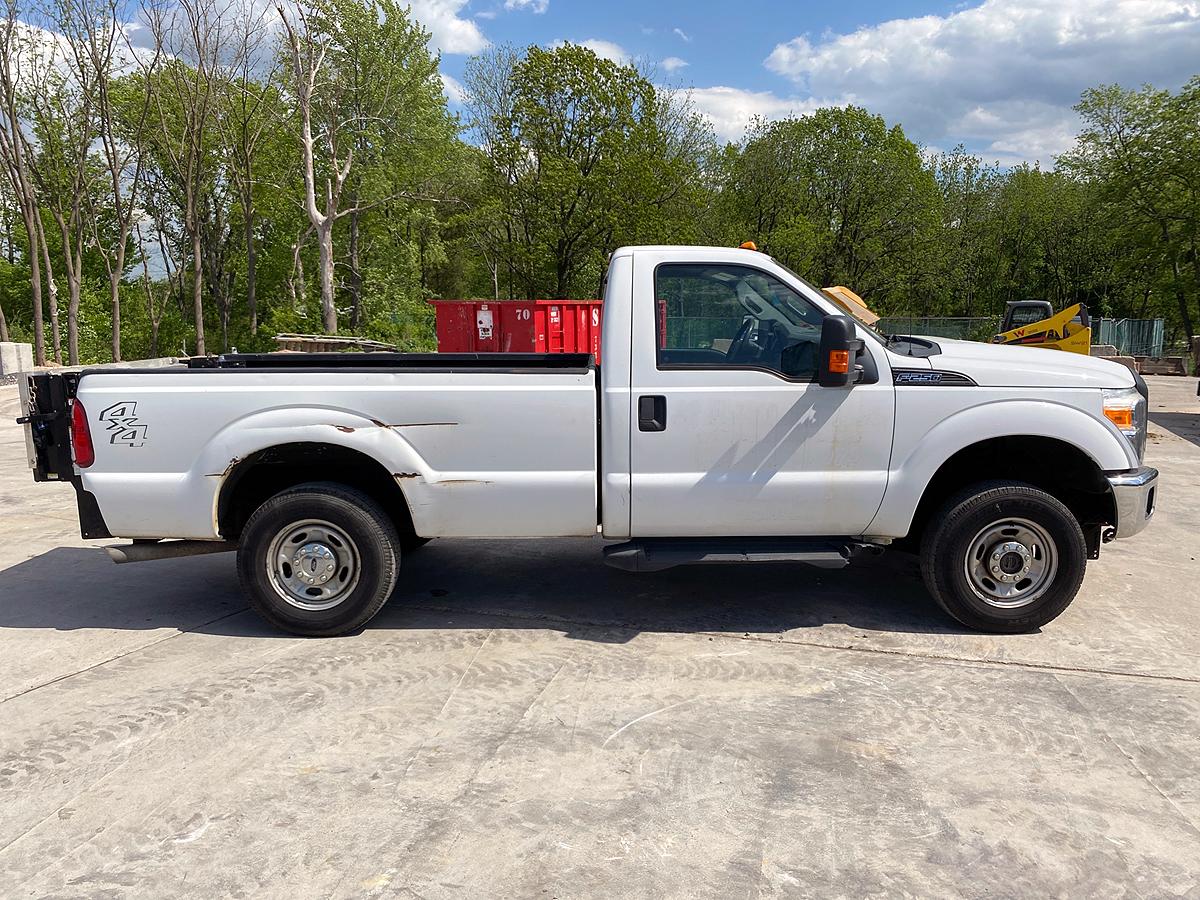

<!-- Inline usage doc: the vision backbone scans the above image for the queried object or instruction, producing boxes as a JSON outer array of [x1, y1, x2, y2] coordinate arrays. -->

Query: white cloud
[[440, 72, 465, 104], [477, 9, 498, 19], [661, 56, 688, 73], [407, 0, 489, 54], [581, 38, 629, 63], [504, 0, 548, 12], [552, 38, 629, 64], [672, 27, 691, 42], [684, 86, 821, 143], [764, 0, 1200, 164]]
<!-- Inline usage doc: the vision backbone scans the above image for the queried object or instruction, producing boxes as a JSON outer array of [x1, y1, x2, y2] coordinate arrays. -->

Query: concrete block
[[1090, 344, 1120, 357], [1134, 356, 1187, 376], [0, 342, 33, 375]]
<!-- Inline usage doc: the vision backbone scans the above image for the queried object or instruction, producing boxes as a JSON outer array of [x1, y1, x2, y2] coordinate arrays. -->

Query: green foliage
[[722, 107, 940, 309], [462, 42, 715, 299], [1061, 78, 1200, 343], [3, 8, 1196, 363]]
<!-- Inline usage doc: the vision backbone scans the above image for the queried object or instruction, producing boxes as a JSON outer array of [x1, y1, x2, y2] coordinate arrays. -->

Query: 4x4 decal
[[99, 401, 149, 447]]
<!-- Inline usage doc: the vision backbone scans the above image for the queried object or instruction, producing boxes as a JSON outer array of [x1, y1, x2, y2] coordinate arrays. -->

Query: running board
[[602, 538, 877, 573]]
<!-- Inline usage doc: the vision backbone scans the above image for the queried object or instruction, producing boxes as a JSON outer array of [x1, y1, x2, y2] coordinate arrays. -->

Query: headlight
[[1102, 386, 1147, 462]]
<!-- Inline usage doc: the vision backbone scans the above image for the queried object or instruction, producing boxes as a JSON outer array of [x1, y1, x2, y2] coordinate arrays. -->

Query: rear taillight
[[70, 399, 95, 468]]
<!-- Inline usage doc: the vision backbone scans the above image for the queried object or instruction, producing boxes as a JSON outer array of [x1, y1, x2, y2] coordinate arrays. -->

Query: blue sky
[[415, 0, 1200, 165]]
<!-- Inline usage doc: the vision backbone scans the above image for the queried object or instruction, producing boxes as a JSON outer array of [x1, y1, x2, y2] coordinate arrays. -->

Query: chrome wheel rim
[[964, 517, 1058, 609], [266, 519, 361, 611]]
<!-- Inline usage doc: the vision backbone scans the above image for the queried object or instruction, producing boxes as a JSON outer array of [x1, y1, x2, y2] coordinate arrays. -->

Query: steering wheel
[[726, 318, 757, 363]]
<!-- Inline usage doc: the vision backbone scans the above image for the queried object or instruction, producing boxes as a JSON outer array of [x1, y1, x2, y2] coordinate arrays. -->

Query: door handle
[[638, 395, 667, 432]]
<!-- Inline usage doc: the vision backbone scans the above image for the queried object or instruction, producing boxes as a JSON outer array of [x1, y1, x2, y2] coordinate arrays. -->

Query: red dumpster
[[428, 299, 604, 363]]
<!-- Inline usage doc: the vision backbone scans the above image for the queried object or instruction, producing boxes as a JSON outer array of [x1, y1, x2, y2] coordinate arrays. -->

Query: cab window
[[655, 263, 824, 380]]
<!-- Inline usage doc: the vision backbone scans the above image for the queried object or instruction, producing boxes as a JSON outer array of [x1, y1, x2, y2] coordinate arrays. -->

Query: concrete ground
[[0, 377, 1198, 898]]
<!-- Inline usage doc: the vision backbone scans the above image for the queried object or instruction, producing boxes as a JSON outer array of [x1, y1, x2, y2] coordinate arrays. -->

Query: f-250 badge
[[99, 401, 149, 447]]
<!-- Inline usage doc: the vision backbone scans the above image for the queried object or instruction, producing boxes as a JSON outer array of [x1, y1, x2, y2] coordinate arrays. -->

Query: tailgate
[[16, 372, 78, 482]]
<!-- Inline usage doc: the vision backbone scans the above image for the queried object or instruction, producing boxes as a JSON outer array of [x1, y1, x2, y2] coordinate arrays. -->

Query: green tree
[[279, 0, 452, 334], [722, 107, 940, 310], [1062, 79, 1200, 340], [464, 43, 713, 299]]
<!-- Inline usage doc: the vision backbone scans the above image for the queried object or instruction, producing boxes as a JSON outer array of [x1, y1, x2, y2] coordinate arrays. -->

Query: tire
[[236, 481, 400, 636], [919, 480, 1087, 633]]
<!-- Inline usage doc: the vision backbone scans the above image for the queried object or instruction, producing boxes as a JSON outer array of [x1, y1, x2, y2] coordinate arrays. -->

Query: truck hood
[[897, 336, 1136, 389]]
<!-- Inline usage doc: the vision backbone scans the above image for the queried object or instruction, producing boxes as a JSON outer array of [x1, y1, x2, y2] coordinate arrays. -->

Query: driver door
[[628, 255, 895, 537]]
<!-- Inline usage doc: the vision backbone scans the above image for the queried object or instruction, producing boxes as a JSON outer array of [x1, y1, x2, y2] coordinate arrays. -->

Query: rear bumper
[[1107, 466, 1158, 538]]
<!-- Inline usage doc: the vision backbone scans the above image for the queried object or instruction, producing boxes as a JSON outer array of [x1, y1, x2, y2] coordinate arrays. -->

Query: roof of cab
[[611, 245, 768, 260]]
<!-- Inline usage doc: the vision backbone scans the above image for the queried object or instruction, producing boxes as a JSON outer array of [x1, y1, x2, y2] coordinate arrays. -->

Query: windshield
[[770, 257, 888, 346]]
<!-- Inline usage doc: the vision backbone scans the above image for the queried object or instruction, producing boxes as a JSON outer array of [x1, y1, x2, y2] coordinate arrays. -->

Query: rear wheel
[[920, 481, 1086, 633], [237, 482, 400, 636]]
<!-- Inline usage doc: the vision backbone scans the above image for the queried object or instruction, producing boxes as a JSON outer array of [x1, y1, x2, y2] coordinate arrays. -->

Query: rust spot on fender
[[332, 425, 355, 433], [206, 456, 242, 478], [370, 420, 456, 429], [393, 472, 420, 480], [438, 478, 492, 485]]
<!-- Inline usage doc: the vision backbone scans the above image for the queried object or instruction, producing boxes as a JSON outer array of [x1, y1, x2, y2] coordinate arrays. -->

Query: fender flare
[[190, 406, 434, 533], [866, 398, 1135, 537]]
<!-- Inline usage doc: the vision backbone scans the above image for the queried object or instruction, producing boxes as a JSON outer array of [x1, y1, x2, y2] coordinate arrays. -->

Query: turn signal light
[[1103, 407, 1133, 429], [828, 350, 850, 374], [70, 399, 95, 468]]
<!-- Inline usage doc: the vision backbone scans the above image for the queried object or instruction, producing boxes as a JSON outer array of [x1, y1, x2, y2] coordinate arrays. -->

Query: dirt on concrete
[[0, 377, 1198, 897]]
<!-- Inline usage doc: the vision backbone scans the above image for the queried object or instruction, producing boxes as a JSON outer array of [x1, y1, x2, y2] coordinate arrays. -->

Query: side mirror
[[818, 315, 862, 387]]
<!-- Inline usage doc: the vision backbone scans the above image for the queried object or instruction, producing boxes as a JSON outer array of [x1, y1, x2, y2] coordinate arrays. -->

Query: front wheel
[[236, 482, 400, 636], [920, 481, 1087, 633]]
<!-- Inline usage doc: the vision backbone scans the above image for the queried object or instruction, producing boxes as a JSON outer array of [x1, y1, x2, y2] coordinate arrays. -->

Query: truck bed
[[32, 353, 600, 542]]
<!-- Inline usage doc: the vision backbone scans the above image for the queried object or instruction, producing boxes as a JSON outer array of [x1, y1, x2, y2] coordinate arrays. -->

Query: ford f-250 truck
[[16, 246, 1158, 636]]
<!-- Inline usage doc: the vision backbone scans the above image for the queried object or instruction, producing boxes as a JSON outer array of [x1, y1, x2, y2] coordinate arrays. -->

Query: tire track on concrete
[[402, 601, 1200, 686], [0, 634, 563, 799], [0, 609, 249, 705]]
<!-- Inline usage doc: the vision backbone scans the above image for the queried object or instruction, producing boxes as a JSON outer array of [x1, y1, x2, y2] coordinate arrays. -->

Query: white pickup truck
[[17, 246, 1157, 636]]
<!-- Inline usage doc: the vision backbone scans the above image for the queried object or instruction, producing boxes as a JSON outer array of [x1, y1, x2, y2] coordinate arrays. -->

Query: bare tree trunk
[[0, 295, 8, 341], [318, 219, 336, 333], [245, 209, 257, 334], [136, 223, 162, 358], [280, 5, 348, 336], [192, 226, 206, 355], [220, 270, 234, 350], [21, 208, 46, 365], [348, 205, 361, 329], [1169, 255, 1194, 341], [110, 280, 121, 361], [35, 214, 64, 364]]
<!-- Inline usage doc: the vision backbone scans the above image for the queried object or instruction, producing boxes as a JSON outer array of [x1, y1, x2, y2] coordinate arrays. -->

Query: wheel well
[[217, 443, 418, 542], [905, 436, 1115, 550]]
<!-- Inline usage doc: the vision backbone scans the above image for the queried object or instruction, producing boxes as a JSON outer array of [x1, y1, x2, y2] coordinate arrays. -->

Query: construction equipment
[[993, 301, 1091, 354]]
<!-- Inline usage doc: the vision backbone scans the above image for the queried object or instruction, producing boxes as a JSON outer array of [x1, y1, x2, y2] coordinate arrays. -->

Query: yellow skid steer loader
[[993, 301, 1091, 354]]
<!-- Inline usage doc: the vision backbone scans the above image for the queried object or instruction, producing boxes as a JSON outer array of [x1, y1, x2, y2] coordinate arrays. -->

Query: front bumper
[[1107, 466, 1158, 539]]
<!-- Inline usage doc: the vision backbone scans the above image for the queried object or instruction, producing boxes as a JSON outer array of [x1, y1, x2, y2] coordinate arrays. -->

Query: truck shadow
[[0, 538, 973, 640]]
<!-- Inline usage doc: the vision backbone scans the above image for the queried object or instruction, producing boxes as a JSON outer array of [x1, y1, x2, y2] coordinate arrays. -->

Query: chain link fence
[[1093, 318, 1164, 358], [876, 317, 1000, 343]]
